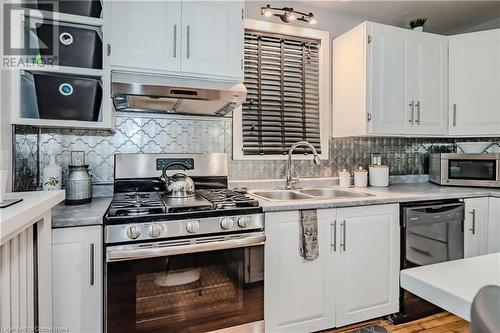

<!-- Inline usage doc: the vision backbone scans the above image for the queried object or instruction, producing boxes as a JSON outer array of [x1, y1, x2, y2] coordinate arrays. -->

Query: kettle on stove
[[161, 162, 195, 198]]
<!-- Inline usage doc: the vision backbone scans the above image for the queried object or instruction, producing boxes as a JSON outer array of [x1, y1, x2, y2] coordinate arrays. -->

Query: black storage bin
[[33, 73, 102, 121], [35, 0, 102, 18], [36, 23, 102, 69]]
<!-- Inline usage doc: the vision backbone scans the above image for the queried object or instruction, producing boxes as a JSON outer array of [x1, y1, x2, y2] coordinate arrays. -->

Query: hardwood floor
[[323, 312, 470, 333]]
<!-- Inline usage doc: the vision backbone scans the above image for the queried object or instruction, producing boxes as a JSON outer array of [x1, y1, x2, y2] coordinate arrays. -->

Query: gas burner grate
[[196, 189, 260, 209], [108, 192, 166, 216]]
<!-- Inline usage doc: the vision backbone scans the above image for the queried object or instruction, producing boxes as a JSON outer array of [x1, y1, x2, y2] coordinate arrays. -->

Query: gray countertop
[[50, 183, 500, 226], [51, 197, 112, 228], [255, 183, 500, 212]]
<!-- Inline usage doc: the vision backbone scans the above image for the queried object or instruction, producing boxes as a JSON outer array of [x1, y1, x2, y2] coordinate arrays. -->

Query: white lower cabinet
[[488, 197, 500, 254], [264, 210, 336, 332], [463, 198, 489, 258], [335, 204, 400, 326], [265, 204, 400, 332], [52, 226, 103, 333]]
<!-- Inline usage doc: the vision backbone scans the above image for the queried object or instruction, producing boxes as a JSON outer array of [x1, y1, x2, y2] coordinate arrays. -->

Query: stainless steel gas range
[[104, 153, 264, 333]]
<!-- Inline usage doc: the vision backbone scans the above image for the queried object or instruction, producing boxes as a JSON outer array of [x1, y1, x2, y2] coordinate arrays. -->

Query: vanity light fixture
[[260, 4, 318, 25]]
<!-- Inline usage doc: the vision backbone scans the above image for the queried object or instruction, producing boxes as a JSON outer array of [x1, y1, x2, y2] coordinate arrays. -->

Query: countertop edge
[[401, 270, 471, 321], [51, 196, 112, 229], [1, 191, 65, 244]]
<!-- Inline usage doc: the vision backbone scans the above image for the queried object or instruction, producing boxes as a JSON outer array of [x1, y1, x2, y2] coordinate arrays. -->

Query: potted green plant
[[409, 17, 427, 31]]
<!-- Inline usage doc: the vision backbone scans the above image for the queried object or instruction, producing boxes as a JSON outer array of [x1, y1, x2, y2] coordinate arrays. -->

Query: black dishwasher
[[388, 200, 464, 324]]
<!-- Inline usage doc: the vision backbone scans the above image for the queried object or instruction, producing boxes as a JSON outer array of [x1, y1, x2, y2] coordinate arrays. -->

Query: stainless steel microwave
[[429, 153, 500, 187]]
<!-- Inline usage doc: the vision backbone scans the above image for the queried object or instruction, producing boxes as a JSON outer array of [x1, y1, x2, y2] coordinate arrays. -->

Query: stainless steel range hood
[[111, 72, 246, 117]]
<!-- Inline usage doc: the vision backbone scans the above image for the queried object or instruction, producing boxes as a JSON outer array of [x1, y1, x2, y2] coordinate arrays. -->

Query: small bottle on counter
[[354, 167, 368, 187], [43, 154, 62, 191], [339, 169, 351, 188]]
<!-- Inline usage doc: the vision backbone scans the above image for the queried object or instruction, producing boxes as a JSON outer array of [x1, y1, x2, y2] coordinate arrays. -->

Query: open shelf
[[12, 117, 115, 131], [19, 65, 103, 78], [25, 9, 103, 27], [10, 3, 114, 131]]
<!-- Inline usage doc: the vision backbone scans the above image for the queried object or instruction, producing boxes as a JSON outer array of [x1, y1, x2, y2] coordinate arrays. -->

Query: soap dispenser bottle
[[43, 155, 62, 191]]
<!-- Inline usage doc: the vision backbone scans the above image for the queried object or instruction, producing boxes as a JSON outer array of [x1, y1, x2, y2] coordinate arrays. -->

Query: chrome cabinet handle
[[340, 220, 346, 251], [89, 243, 95, 286], [469, 209, 476, 235], [453, 104, 457, 127], [415, 101, 421, 124], [173, 24, 177, 58], [331, 220, 337, 252], [186, 25, 191, 59], [408, 100, 415, 124]]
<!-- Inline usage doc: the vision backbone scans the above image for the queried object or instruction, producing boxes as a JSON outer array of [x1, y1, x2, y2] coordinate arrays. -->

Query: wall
[[244, 1, 367, 39], [11, 3, 500, 189], [1, 71, 13, 190], [0, 2, 13, 190], [14, 112, 500, 190]]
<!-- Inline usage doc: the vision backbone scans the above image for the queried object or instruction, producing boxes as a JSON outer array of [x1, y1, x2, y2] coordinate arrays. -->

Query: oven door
[[105, 233, 264, 333]]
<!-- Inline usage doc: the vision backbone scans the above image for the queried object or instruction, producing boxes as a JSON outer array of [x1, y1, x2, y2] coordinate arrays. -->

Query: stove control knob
[[186, 221, 200, 234], [126, 226, 141, 240], [220, 217, 234, 230], [149, 224, 162, 238], [237, 216, 251, 228]]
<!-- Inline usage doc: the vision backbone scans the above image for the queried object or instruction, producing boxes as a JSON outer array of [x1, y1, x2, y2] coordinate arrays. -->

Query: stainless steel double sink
[[249, 188, 374, 202]]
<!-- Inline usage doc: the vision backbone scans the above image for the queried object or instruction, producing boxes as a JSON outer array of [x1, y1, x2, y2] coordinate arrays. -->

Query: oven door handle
[[107, 234, 266, 262]]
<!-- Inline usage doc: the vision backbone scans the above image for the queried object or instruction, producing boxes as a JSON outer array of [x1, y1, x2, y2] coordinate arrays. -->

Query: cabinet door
[[367, 23, 411, 135], [180, 1, 243, 80], [265, 210, 335, 332], [464, 198, 489, 258], [408, 33, 448, 135], [449, 30, 500, 136], [52, 226, 103, 333], [108, 1, 181, 72], [335, 204, 400, 327], [488, 197, 500, 254]]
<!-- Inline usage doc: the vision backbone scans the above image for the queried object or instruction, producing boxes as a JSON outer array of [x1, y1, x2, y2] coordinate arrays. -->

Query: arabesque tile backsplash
[[13, 112, 500, 191]]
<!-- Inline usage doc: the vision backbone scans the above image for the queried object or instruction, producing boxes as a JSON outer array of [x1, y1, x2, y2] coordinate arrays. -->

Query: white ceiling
[[293, 1, 500, 35]]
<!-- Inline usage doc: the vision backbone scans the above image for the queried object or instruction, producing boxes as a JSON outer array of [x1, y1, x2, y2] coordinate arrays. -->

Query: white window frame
[[233, 18, 330, 161]]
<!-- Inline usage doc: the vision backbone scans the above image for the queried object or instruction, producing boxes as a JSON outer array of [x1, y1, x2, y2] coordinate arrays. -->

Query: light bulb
[[262, 4, 272, 17], [287, 10, 297, 22], [308, 13, 318, 25]]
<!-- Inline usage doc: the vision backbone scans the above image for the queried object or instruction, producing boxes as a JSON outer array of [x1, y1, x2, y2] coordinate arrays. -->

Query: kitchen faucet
[[286, 141, 321, 190]]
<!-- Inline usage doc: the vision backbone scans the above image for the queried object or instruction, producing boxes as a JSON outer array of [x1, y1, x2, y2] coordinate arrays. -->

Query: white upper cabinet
[[108, 1, 181, 72], [107, 1, 244, 81], [181, 1, 244, 80], [368, 23, 410, 135], [449, 29, 500, 136], [408, 33, 448, 135], [333, 22, 448, 137]]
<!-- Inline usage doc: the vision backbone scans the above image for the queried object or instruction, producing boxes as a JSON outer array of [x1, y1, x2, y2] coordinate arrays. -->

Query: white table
[[401, 253, 500, 321], [0, 191, 64, 330]]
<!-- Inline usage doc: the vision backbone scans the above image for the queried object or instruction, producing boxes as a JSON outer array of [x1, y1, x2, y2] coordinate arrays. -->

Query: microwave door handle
[[107, 234, 266, 262]]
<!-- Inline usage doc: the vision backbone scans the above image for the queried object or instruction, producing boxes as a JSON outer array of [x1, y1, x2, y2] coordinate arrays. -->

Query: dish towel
[[300, 209, 319, 261]]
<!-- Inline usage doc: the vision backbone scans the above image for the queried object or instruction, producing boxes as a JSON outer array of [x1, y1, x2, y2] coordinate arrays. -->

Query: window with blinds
[[242, 30, 321, 156]]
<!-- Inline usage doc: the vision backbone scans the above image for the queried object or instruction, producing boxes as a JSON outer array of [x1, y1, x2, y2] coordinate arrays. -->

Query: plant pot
[[413, 26, 424, 32]]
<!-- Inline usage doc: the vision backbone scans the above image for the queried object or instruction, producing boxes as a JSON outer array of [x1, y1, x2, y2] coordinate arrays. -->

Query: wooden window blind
[[242, 30, 321, 155]]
